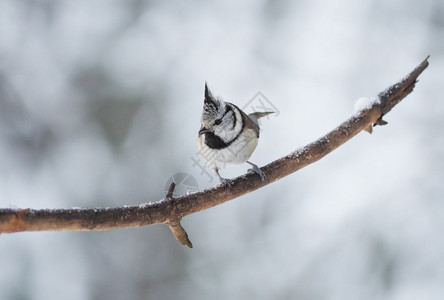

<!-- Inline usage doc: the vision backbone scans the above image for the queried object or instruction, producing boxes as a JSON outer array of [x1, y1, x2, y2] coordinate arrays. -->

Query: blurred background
[[0, 0, 443, 299]]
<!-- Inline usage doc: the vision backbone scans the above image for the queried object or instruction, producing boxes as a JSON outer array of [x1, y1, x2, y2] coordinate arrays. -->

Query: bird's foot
[[218, 177, 232, 188], [216, 169, 232, 188], [247, 161, 266, 182]]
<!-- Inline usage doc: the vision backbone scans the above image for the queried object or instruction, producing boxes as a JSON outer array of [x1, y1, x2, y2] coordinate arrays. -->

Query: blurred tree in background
[[0, 1, 443, 299]]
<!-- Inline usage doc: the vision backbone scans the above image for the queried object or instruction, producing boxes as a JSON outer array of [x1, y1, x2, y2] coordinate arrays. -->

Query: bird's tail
[[248, 111, 274, 121], [252, 111, 274, 118], [248, 111, 275, 127]]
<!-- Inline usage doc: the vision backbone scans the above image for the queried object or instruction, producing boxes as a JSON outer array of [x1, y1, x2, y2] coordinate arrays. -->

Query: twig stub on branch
[[165, 182, 193, 248]]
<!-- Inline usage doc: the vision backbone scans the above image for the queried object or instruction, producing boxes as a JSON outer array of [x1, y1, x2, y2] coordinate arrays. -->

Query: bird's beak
[[198, 126, 211, 135]]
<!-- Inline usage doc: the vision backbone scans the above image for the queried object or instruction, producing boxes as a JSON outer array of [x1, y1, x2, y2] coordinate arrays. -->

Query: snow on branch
[[0, 56, 430, 247]]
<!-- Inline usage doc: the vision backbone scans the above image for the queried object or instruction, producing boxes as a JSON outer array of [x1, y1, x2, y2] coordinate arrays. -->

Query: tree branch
[[0, 57, 430, 247]]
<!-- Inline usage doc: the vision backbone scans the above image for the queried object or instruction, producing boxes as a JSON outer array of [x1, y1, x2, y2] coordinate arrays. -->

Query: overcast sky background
[[0, 0, 443, 299]]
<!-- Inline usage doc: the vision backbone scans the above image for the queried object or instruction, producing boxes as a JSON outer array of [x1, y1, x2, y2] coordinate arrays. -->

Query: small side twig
[[168, 221, 193, 248], [165, 182, 193, 248], [165, 182, 176, 199]]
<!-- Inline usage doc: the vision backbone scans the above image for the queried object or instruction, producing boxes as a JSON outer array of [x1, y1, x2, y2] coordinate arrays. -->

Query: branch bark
[[0, 57, 430, 247]]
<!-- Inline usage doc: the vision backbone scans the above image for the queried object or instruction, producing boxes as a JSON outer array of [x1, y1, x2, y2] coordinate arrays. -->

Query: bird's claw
[[219, 177, 232, 188], [247, 163, 266, 182]]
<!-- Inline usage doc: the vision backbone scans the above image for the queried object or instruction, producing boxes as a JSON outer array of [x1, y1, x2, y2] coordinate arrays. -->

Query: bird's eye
[[214, 119, 222, 125]]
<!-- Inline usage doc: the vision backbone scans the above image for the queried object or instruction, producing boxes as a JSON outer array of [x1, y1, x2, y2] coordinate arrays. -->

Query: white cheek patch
[[215, 104, 243, 143]]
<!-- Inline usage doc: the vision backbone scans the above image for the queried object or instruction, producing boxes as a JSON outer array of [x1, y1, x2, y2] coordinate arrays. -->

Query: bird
[[197, 83, 273, 186]]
